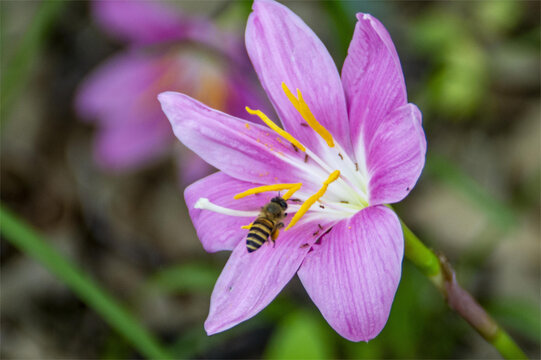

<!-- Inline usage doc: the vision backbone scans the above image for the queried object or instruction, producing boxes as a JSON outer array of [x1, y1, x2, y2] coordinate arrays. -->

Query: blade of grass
[[1, 0, 65, 125], [0, 204, 171, 360]]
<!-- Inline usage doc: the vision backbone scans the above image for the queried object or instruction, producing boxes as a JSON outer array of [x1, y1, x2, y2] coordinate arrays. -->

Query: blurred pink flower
[[76, 0, 266, 182], [159, 0, 426, 341]]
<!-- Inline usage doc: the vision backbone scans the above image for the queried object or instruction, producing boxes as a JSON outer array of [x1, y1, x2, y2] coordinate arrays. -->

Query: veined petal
[[94, 116, 171, 171], [205, 218, 333, 335], [184, 172, 274, 253], [366, 104, 426, 205], [342, 13, 408, 160], [298, 206, 403, 342], [159, 91, 311, 185], [246, 0, 352, 157]]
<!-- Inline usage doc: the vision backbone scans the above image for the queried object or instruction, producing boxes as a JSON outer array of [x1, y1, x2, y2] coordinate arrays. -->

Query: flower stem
[[400, 219, 528, 359]]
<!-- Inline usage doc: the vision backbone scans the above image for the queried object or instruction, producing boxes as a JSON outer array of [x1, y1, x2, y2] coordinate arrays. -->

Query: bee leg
[[270, 223, 285, 247]]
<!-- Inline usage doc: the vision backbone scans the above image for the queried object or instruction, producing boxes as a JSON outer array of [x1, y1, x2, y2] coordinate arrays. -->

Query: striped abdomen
[[246, 217, 275, 252]]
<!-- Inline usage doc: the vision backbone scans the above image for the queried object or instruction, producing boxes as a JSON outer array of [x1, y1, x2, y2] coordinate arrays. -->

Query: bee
[[246, 196, 288, 253]]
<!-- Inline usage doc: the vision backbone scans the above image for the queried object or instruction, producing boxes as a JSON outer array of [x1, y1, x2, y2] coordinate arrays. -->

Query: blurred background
[[1, 0, 539, 358]]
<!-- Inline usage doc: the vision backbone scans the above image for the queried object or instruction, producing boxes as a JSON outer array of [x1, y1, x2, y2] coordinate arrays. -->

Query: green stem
[[0, 204, 172, 360], [400, 219, 528, 360]]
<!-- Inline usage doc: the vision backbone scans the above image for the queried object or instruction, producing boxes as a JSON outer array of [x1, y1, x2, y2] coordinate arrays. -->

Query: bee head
[[270, 197, 288, 210]]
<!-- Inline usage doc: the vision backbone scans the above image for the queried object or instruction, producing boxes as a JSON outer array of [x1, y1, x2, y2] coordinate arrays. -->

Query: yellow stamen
[[241, 223, 252, 229], [283, 183, 301, 200], [234, 183, 302, 200], [245, 107, 306, 152], [281, 82, 335, 148], [281, 82, 301, 113], [285, 170, 340, 230]]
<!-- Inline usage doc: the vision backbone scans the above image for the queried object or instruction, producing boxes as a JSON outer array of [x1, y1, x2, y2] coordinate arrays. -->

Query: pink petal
[[298, 206, 403, 342], [341, 13, 408, 159], [205, 218, 333, 335], [184, 172, 273, 253], [75, 51, 164, 125], [92, 0, 246, 64], [246, 0, 352, 157], [176, 149, 215, 187], [94, 116, 172, 171], [158, 91, 313, 186], [367, 104, 426, 205], [92, 0, 187, 45]]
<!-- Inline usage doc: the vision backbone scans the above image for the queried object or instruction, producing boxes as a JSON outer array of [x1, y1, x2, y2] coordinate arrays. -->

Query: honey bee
[[246, 196, 288, 252]]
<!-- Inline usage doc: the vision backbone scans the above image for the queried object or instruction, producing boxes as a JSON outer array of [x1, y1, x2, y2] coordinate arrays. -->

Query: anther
[[281, 82, 335, 148], [285, 170, 340, 230], [234, 183, 302, 200], [245, 107, 306, 152]]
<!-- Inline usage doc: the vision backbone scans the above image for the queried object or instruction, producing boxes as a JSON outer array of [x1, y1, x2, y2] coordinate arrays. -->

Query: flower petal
[[341, 13, 408, 159], [298, 205, 403, 342], [184, 172, 275, 252], [92, 0, 190, 45], [246, 0, 352, 156], [205, 218, 333, 334], [94, 117, 171, 171], [92, 0, 246, 64], [75, 51, 164, 125], [366, 104, 426, 205], [159, 91, 312, 186], [176, 148, 215, 187]]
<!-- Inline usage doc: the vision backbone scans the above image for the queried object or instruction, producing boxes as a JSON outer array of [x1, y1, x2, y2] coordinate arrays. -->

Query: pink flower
[[159, 0, 426, 342], [76, 0, 266, 181]]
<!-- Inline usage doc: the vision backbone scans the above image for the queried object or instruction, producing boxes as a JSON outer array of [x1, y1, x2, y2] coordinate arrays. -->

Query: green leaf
[[264, 309, 335, 359], [487, 298, 541, 343], [0, 204, 171, 360], [1, 0, 65, 124]]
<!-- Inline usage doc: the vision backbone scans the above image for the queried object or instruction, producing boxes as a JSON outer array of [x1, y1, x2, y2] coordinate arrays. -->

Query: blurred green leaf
[[0, 204, 172, 360], [425, 154, 517, 230], [487, 298, 541, 343], [410, 12, 467, 56], [474, 1, 523, 34], [1, 0, 65, 124], [264, 309, 335, 359], [343, 334, 383, 359], [147, 262, 220, 294], [411, 10, 488, 118]]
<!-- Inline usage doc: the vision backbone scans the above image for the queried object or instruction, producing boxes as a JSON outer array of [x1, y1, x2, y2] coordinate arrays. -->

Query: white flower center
[[195, 82, 370, 229]]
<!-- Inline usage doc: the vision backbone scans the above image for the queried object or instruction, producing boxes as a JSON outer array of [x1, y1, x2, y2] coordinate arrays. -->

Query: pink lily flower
[[159, 0, 426, 342], [76, 0, 265, 181]]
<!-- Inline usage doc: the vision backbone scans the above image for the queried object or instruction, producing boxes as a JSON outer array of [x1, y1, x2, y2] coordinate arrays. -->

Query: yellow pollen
[[281, 82, 335, 148], [285, 170, 340, 230], [245, 107, 306, 152], [241, 223, 252, 229], [245, 123, 250, 129], [234, 183, 303, 200]]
